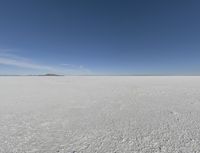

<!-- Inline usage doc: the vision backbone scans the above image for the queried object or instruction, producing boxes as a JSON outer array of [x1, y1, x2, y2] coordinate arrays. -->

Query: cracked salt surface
[[0, 76, 200, 153]]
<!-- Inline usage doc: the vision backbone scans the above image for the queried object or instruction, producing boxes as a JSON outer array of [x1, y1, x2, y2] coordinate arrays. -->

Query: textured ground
[[0, 76, 200, 153]]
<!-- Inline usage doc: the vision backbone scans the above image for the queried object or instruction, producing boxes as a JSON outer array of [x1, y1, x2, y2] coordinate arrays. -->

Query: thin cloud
[[0, 48, 12, 53], [61, 63, 92, 75], [0, 52, 92, 75], [0, 53, 54, 70]]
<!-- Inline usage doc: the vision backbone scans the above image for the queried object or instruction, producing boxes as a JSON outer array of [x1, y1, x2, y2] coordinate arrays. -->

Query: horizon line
[[1, 74, 200, 76]]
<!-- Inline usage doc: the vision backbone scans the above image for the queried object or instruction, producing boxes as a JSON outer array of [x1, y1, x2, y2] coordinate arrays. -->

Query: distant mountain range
[[39, 73, 64, 76]]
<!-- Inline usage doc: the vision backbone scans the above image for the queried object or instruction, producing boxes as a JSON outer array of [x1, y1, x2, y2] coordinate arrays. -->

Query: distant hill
[[42, 73, 64, 76]]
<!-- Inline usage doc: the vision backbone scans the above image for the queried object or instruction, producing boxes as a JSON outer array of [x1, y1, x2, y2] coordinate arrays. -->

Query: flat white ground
[[0, 76, 200, 153]]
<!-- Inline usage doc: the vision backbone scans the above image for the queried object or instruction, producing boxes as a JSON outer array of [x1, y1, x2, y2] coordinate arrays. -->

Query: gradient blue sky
[[0, 0, 200, 75]]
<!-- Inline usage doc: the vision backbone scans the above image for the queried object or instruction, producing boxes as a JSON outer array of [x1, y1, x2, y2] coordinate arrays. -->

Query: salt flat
[[0, 76, 200, 153]]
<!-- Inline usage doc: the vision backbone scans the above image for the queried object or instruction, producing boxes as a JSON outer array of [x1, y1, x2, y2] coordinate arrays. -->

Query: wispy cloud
[[60, 63, 92, 75], [0, 51, 92, 75], [0, 48, 12, 53], [0, 53, 54, 70]]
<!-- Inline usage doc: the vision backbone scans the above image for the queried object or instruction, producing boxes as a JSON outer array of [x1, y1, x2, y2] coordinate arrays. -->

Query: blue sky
[[0, 0, 200, 75]]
